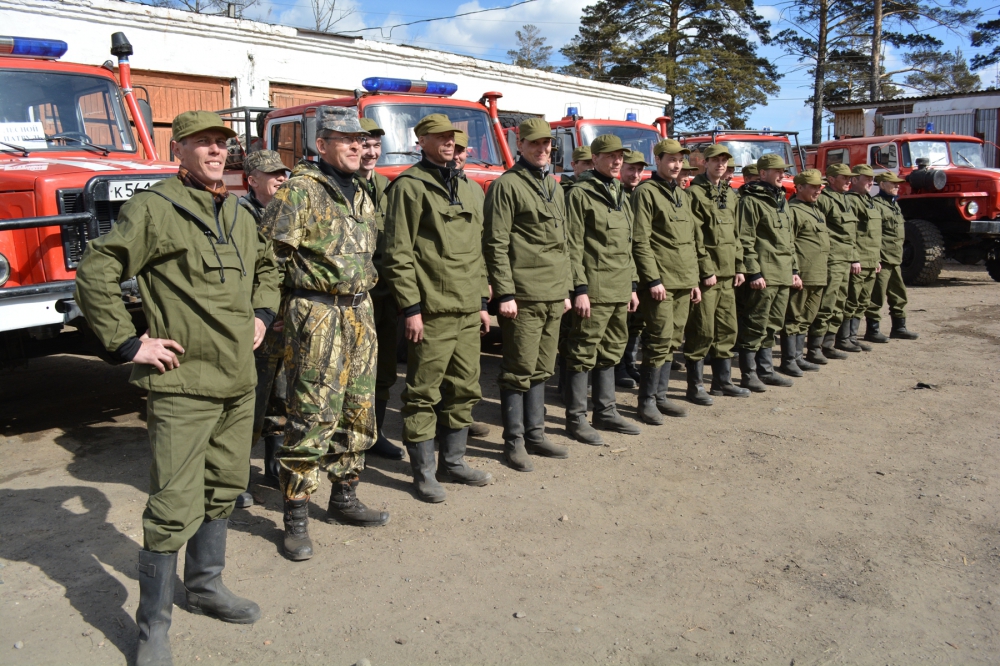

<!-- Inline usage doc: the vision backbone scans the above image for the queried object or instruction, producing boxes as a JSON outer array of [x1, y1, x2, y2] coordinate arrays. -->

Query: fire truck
[[676, 128, 805, 192], [0, 33, 177, 367]]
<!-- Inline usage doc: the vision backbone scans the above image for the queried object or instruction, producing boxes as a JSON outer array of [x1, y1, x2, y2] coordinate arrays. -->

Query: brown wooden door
[[269, 82, 352, 109]]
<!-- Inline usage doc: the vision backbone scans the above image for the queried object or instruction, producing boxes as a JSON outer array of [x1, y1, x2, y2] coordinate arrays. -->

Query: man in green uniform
[[631, 138, 705, 421], [737, 164, 759, 196], [484, 118, 572, 471], [262, 107, 390, 563], [684, 143, 749, 400], [561, 145, 594, 190], [75, 111, 279, 665], [680, 159, 699, 188], [383, 113, 493, 502], [615, 149, 648, 389], [866, 172, 919, 341], [780, 169, 829, 376], [735, 153, 801, 391], [564, 134, 641, 444], [808, 163, 861, 362], [841, 164, 883, 352]]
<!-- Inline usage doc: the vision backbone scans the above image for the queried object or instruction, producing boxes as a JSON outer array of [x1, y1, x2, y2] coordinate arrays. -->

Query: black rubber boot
[[757, 347, 794, 387], [370, 399, 404, 460], [565, 370, 604, 446], [796, 334, 820, 372], [406, 440, 446, 503], [234, 492, 253, 509], [805, 335, 828, 366], [823, 332, 848, 359], [437, 427, 493, 486], [671, 353, 684, 372], [890, 317, 919, 340], [262, 434, 282, 488], [328, 476, 390, 526], [836, 320, 862, 352], [864, 319, 889, 343], [592, 366, 641, 434], [469, 421, 492, 438], [778, 334, 803, 377], [615, 362, 637, 388], [282, 497, 313, 561], [524, 381, 568, 458], [135, 550, 176, 666], [709, 357, 750, 397], [637, 365, 664, 425], [556, 354, 567, 402], [737, 349, 767, 393], [623, 335, 641, 383], [184, 519, 261, 623], [684, 359, 714, 406], [850, 318, 873, 351], [655, 360, 688, 417], [501, 389, 533, 472]]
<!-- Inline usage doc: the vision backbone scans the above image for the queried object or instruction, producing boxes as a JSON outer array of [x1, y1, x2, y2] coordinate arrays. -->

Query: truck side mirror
[[137, 99, 154, 146]]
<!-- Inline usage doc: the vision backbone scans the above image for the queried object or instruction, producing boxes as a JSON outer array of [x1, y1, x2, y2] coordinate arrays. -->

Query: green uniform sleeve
[[733, 191, 745, 275], [383, 180, 423, 310], [630, 187, 660, 286], [847, 196, 863, 264], [565, 187, 589, 292], [251, 228, 280, 313], [482, 179, 515, 298], [737, 197, 761, 277]]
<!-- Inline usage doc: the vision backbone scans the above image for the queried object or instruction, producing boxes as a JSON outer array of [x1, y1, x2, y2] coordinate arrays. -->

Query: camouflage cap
[[572, 146, 592, 162], [414, 113, 457, 137], [757, 153, 793, 171], [591, 134, 625, 154], [653, 138, 690, 156], [826, 163, 853, 177], [172, 110, 236, 142], [243, 150, 287, 176], [454, 130, 469, 149], [317, 105, 366, 134], [359, 117, 385, 137], [623, 149, 648, 166], [703, 143, 733, 160], [852, 164, 875, 177], [875, 171, 905, 183], [794, 169, 824, 186], [742, 164, 759, 176], [519, 117, 552, 142]]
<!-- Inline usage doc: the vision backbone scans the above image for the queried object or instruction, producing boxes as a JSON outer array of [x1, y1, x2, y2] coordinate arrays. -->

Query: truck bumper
[[970, 220, 1000, 235], [0, 281, 76, 333]]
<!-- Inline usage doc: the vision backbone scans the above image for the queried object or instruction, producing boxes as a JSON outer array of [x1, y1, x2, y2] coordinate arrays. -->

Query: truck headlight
[[0, 253, 9, 286], [967, 201, 980, 216]]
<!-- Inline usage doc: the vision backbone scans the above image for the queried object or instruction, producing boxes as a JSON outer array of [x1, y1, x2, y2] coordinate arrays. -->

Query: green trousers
[[866, 263, 908, 321], [810, 260, 851, 337], [372, 293, 399, 401], [565, 302, 629, 373], [784, 285, 825, 335], [684, 278, 737, 361], [844, 267, 878, 320], [737, 284, 789, 351], [251, 326, 286, 444], [144, 389, 254, 553], [279, 295, 376, 499], [638, 288, 691, 367], [402, 311, 483, 443], [498, 300, 564, 392]]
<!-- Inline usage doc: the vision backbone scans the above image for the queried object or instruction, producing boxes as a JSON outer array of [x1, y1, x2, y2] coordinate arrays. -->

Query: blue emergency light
[[361, 77, 457, 96], [925, 122, 934, 132], [0, 36, 68, 59], [566, 106, 579, 116], [626, 112, 637, 121]]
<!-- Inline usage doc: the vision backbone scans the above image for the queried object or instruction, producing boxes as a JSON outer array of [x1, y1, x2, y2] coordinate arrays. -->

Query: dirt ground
[[1, 262, 998, 666]]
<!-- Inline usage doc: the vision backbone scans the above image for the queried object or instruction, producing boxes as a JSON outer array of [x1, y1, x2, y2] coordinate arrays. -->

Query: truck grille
[[57, 187, 126, 269]]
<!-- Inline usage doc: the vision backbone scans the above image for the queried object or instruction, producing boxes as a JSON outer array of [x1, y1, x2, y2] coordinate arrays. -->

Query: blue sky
[[244, 0, 998, 138]]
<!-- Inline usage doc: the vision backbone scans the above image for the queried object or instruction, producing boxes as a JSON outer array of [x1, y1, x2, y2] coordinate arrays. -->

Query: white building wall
[[2, 0, 671, 124]]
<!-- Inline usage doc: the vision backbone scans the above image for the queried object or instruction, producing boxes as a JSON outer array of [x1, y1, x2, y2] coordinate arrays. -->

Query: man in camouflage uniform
[[484, 117, 572, 472], [383, 114, 494, 503], [841, 164, 882, 352], [615, 149, 648, 389], [866, 172, 919, 341], [261, 107, 389, 562]]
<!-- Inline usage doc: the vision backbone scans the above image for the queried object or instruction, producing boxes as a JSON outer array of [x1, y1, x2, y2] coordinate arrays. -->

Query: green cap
[[742, 164, 759, 176], [875, 171, 905, 183], [852, 164, 875, 177], [591, 134, 625, 154], [757, 153, 793, 171], [703, 143, 733, 160], [727, 158, 735, 168], [172, 111, 236, 142], [794, 169, 824, 186], [519, 117, 552, 142], [653, 138, 690, 156], [454, 130, 469, 149], [243, 150, 287, 176], [572, 146, 592, 162], [682, 159, 699, 171], [414, 113, 457, 137], [623, 150, 648, 166], [359, 117, 385, 137], [826, 163, 852, 177]]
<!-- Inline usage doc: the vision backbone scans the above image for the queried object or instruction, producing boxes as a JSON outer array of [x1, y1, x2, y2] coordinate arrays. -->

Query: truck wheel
[[498, 112, 537, 129], [901, 218, 944, 286], [986, 242, 1000, 283]]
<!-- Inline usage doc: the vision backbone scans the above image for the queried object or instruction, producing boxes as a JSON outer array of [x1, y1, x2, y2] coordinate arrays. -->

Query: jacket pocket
[[444, 209, 477, 257]]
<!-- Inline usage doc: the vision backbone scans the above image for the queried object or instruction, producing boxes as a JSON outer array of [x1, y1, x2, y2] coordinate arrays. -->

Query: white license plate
[[106, 180, 160, 201]]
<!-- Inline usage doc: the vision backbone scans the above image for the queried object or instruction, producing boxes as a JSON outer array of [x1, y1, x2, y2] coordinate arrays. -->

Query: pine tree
[[903, 48, 981, 95], [508, 25, 554, 71]]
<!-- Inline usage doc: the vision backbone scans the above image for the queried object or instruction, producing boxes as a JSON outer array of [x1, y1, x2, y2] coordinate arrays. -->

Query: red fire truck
[[676, 128, 805, 191]]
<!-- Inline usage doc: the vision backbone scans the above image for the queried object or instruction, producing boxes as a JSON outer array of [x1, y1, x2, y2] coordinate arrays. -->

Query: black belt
[[291, 288, 368, 307]]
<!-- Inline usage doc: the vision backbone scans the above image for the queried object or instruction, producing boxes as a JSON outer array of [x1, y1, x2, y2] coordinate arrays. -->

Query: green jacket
[[483, 161, 571, 302], [260, 161, 377, 296], [631, 173, 704, 290], [382, 160, 489, 315], [75, 176, 280, 398], [817, 189, 861, 263], [238, 191, 265, 225], [363, 170, 393, 301], [874, 192, 905, 265], [848, 191, 884, 268], [737, 182, 797, 286], [788, 197, 830, 286], [687, 173, 743, 280], [566, 172, 636, 304]]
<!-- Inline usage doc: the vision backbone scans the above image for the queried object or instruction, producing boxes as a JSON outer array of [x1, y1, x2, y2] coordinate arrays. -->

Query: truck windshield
[[721, 140, 799, 175], [366, 104, 502, 167], [904, 140, 950, 167], [0, 70, 136, 153], [580, 125, 660, 168], [950, 141, 985, 168]]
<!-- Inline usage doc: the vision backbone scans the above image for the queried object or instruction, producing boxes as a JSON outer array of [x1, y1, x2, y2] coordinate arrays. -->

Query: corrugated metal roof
[[826, 89, 1000, 111]]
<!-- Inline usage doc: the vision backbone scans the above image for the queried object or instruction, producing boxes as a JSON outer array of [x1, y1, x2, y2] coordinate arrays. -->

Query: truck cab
[[540, 109, 670, 177], [676, 128, 804, 193]]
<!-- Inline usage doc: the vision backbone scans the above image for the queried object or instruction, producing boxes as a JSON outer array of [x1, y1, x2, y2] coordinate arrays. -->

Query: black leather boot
[[369, 399, 404, 460], [737, 349, 766, 393], [655, 360, 688, 417], [778, 334, 803, 377], [565, 370, 603, 445], [823, 332, 848, 359], [850, 318, 872, 351], [835, 320, 861, 352], [757, 347, 794, 387], [685, 359, 714, 406], [709, 357, 750, 397], [135, 550, 176, 666], [500, 389, 533, 472], [623, 335, 641, 382], [592, 366, 641, 434], [890, 317, 919, 339], [804, 334, 827, 366], [437, 427, 493, 485], [523, 381, 568, 458], [796, 334, 820, 371], [184, 519, 261, 623], [864, 319, 889, 343], [614, 362, 637, 388], [262, 434, 282, 488], [637, 364, 664, 425], [282, 496, 313, 560], [328, 476, 389, 526], [406, 440, 446, 502], [468, 421, 492, 438]]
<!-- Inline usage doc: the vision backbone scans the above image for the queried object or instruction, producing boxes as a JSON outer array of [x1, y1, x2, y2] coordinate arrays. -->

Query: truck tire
[[901, 218, 944, 286], [986, 242, 1000, 283], [498, 112, 537, 129]]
